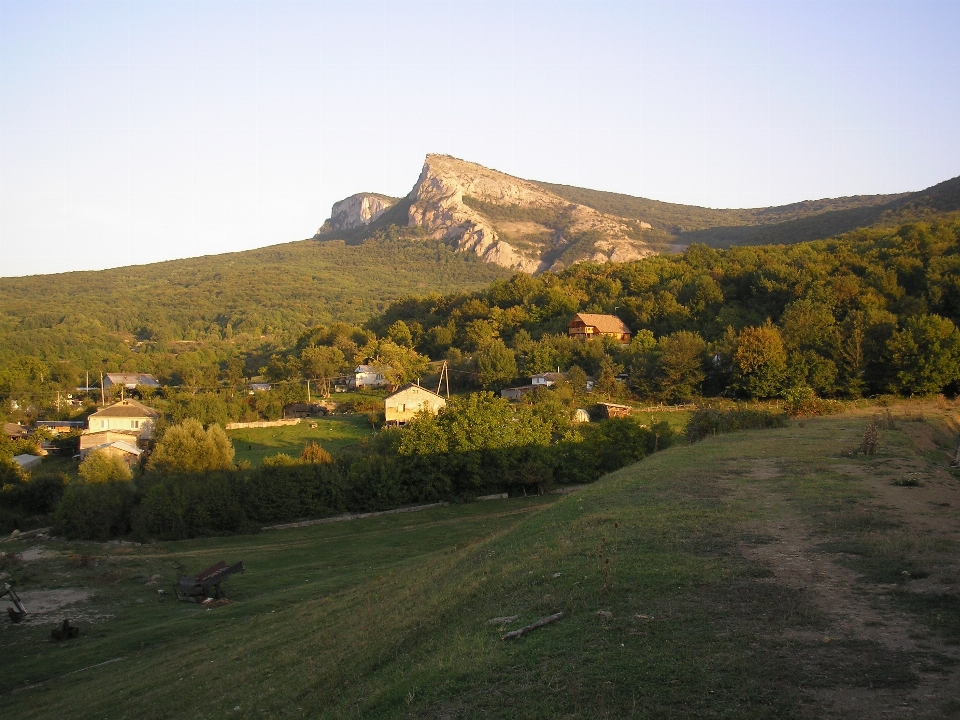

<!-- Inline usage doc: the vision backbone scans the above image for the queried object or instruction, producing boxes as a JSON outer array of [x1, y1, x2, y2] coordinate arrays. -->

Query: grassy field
[[228, 415, 373, 465], [2, 400, 959, 718]]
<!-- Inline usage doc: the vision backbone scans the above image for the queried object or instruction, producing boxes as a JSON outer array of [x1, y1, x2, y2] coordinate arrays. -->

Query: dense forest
[[361, 219, 960, 401]]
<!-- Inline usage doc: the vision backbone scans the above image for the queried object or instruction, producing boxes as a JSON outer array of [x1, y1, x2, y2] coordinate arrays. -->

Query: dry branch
[[501, 612, 564, 640]]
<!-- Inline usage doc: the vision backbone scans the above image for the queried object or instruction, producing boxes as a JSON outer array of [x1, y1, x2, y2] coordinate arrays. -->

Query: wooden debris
[[488, 615, 520, 625], [501, 612, 564, 640]]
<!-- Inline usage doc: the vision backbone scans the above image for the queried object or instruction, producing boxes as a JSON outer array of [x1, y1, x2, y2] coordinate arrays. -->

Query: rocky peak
[[318, 155, 655, 273], [404, 155, 654, 273], [318, 193, 397, 235]]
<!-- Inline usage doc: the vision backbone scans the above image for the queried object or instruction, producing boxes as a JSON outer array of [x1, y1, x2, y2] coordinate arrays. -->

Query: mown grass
[[3, 401, 958, 718], [228, 415, 372, 465]]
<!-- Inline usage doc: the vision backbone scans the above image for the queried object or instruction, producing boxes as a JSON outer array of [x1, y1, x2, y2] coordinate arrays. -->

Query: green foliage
[[685, 406, 789, 443], [886, 314, 960, 395], [474, 339, 518, 388], [78, 449, 134, 483], [147, 419, 235, 475], [54, 481, 138, 540]]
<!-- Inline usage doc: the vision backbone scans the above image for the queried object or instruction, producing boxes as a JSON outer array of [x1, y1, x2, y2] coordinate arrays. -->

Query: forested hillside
[[0, 231, 508, 408], [365, 219, 960, 400]]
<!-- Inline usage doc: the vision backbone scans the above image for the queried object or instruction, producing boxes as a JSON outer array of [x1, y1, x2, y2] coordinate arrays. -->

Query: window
[[132, 420, 139, 429]]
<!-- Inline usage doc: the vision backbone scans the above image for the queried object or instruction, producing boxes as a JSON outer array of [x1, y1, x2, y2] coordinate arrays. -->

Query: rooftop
[[571, 313, 631, 335], [89, 399, 160, 419]]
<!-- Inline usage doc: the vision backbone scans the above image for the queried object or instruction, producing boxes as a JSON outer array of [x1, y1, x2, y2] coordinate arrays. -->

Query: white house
[[351, 364, 388, 389], [384, 384, 446, 425], [86, 399, 160, 439], [531, 372, 565, 387]]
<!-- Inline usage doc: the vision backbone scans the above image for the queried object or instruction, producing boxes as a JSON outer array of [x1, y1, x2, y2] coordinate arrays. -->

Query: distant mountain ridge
[[317, 154, 960, 268]]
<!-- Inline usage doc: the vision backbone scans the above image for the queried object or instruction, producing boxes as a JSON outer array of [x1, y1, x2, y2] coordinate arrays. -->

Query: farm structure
[[568, 313, 631, 344], [598, 402, 633, 419], [384, 384, 446, 425]]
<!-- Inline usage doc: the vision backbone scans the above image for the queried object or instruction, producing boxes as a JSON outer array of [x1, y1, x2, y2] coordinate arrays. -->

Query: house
[[500, 386, 536, 401], [384, 384, 446, 425], [3, 422, 27, 440], [35, 420, 87, 436], [86, 399, 159, 439], [12, 454, 42, 471], [532, 372, 565, 387], [351, 364, 388, 390], [102, 373, 160, 392], [80, 440, 143, 465], [598, 402, 632, 419], [568, 313, 631, 344], [248, 383, 272, 393]]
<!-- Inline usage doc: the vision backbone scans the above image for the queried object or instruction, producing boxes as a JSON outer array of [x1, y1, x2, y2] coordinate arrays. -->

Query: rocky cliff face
[[406, 155, 655, 273], [318, 193, 397, 235], [319, 155, 655, 273]]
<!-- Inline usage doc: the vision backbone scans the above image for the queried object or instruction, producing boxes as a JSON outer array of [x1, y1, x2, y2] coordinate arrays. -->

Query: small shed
[[573, 408, 591, 423], [12, 454, 41, 471], [598, 402, 633, 419], [384, 384, 446, 425], [501, 386, 536, 401], [83, 441, 143, 466]]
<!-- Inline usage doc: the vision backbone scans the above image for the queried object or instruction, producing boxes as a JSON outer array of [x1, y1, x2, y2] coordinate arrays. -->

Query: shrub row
[[684, 406, 788, 443], [51, 418, 675, 541]]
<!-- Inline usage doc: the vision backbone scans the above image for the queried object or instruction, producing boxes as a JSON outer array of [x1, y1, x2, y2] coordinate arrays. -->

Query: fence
[[225, 419, 301, 430]]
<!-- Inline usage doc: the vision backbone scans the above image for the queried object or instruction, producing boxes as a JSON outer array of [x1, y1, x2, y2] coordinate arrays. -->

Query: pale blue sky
[[1, 0, 958, 277]]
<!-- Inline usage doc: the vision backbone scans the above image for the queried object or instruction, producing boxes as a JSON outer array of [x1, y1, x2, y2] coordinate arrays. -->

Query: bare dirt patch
[[737, 443, 960, 719], [11, 588, 99, 625]]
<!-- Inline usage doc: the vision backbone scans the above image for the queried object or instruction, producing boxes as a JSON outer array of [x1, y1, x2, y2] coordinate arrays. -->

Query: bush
[[79, 450, 133, 483], [685, 405, 788, 443], [54, 482, 138, 541]]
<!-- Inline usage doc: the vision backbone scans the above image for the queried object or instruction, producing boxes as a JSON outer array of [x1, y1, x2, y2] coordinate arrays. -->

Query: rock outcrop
[[319, 155, 656, 273], [318, 193, 397, 235]]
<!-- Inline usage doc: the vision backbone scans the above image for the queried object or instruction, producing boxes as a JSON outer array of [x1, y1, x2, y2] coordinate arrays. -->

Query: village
[[2, 313, 662, 480]]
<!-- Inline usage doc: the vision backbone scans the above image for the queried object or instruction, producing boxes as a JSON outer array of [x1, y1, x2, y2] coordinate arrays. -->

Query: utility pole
[[100, 373, 105, 406], [307, 379, 311, 402], [437, 361, 450, 398]]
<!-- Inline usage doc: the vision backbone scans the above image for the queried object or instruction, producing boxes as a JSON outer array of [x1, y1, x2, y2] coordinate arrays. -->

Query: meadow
[[228, 415, 373, 465], [1, 400, 959, 718]]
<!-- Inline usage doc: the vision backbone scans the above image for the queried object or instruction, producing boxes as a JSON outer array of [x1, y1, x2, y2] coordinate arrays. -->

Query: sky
[[1, 0, 959, 277]]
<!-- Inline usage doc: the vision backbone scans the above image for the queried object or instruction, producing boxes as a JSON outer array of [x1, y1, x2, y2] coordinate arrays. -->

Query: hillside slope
[[4, 403, 959, 718], [0, 235, 509, 367]]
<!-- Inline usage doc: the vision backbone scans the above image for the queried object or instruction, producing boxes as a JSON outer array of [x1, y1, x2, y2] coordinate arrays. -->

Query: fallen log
[[501, 612, 564, 640]]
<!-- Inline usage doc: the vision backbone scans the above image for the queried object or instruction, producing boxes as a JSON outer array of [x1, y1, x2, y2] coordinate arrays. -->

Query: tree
[[300, 441, 333, 464], [733, 322, 788, 398], [300, 345, 346, 397], [474, 339, 518, 389], [147, 419, 235, 475], [887, 314, 960, 395], [78, 449, 133, 483], [387, 320, 414, 348], [655, 331, 707, 402], [364, 340, 429, 389]]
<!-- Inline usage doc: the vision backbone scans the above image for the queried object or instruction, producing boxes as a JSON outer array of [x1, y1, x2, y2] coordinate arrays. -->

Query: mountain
[[317, 155, 661, 274], [317, 154, 960, 267]]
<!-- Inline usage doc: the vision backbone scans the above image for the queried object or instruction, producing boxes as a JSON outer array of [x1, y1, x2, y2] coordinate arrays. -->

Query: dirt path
[[734, 418, 960, 719]]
